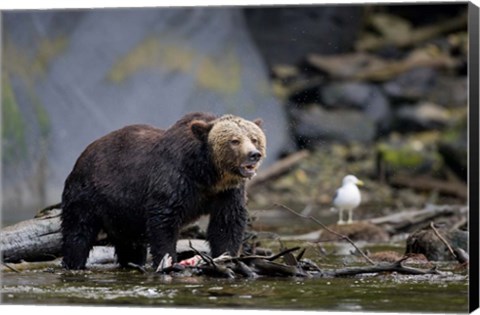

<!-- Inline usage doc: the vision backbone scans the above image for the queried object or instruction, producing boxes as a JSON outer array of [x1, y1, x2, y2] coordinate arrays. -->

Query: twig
[[450, 216, 467, 232], [266, 246, 301, 262], [275, 203, 376, 265], [35, 203, 62, 218], [127, 262, 147, 273], [188, 240, 215, 266], [2, 263, 21, 273], [188, 241, 235, 278], [251, 258, 310, 278], [326, 255, 441, 277], [429, 222, 458, 260]]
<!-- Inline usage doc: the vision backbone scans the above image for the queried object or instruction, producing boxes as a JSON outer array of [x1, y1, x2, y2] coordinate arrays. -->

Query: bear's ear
[[190, 120, 213, 140], [253, 118, 263, 128]]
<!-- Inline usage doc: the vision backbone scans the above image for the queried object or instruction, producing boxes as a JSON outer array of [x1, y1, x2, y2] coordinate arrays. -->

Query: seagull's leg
[[337, 208, 345, 225], [347, 209, 353, 224]]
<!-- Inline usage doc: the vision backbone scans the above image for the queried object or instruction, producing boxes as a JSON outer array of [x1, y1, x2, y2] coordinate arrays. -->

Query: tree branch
[[429, 222, 458, 260], [275, 203, 376, 265], [325, 256, 441, 277]]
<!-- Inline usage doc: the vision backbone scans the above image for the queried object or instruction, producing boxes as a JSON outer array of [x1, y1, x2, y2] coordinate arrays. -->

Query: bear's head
[[190, 114, 266, 189]]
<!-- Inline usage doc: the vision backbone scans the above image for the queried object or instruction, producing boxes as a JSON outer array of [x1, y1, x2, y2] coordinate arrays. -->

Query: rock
[[438, 115, 468, 181], [376, 134, 444, 180], [394, 102, 450, 132], [289, 84, 322, 105], [306, 53, 385, 80], [320, 82, 392, 128], [427, 76, 468, 107], [405, 226, 468, 261], [383, 67, 437, 101], [243, 6, 364, 66], [289, 105, 376, 148], [368, 251, 403, 263], [318, 221, 389, 242], [384, 70, 467, 108]]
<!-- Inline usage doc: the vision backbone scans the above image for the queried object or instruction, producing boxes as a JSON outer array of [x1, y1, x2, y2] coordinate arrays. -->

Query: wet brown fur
[[61, 112, 266, 269]]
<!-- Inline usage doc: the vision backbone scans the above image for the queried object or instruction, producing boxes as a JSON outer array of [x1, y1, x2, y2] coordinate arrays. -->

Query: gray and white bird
[[333, 175, 364, 225]]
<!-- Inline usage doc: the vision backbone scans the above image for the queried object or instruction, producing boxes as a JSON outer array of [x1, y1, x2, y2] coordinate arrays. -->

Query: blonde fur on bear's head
[[190, 114, 266, 191]]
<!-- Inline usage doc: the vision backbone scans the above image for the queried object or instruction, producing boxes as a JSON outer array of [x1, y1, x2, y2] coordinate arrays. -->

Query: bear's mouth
[[239, 162, 258, 178]]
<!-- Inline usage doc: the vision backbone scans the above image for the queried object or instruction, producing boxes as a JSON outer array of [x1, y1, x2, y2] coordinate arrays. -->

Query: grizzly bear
[[60, 112, 266, 270]]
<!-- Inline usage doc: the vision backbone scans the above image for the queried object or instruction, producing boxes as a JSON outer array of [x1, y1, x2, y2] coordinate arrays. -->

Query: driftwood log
[[368, 204, 468, 234], [1, 208, 63, 262], [390, 174, 468, 200], [356, 12, 468, 51], [0, 206, 209, 263]]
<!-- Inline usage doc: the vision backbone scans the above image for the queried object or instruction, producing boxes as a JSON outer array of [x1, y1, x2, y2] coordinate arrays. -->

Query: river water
[[1, 243, 469, 313]]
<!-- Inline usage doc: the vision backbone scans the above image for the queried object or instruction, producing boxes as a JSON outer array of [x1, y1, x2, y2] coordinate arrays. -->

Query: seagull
[[333, 175, 364, 225]]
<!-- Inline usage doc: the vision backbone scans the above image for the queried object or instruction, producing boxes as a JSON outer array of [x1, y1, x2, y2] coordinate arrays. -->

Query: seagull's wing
[[332, 189, 339, 203]]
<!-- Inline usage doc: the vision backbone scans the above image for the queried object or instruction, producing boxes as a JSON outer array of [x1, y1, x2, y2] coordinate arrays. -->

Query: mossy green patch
[[2, 35, 61, 148], [4, 35, 68, 81], [108, 36, 242, 96], [378, 143, 424, 168], [195, 48, 241, 95], [2, 74, 27, 163], [28, 90, 51, 139], [377, 142, 444, 173]]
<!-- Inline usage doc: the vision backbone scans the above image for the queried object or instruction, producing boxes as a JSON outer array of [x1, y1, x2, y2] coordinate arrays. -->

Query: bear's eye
[[251, 138, 258, 144], [230, 139, 241, 146]]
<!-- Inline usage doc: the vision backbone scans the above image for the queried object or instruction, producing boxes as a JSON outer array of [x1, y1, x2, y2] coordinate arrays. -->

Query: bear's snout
[[247, 150, 262, 162]]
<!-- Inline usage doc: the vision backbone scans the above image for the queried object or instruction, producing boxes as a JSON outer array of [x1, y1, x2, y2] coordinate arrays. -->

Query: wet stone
[[427, 76, 468, 108], [405, 227, 468, 261], [290, 105, 376, 148], [383, 67, 437, 101], [320, 82, 392, 127], [393, 102, 450, 132]]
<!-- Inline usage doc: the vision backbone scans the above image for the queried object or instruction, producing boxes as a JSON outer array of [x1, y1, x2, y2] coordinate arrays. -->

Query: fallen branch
[[250, 258, 310, 278], [368, 204, 467, 233], [2, 263, 21, 273], [307, 51, 458, 82], [356, 13, 468, 51], [325, 256, 441, 277], [390, 174, 467, 199], [275, 203, 375, 265]]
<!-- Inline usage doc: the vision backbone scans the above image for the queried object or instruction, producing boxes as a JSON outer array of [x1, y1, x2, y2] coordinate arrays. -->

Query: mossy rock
[[376, 137, 444, 179], [2, 74, 27, 164], [405, 227, 468, 261]]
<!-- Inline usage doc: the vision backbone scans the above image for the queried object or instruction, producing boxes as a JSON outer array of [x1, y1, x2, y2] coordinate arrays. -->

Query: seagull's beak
[[356, 179, 364, 186]]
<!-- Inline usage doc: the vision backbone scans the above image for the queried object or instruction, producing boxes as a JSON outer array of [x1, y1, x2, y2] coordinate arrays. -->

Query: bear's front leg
[[147, 208, 180, 268], [207, 189, 248, 258]]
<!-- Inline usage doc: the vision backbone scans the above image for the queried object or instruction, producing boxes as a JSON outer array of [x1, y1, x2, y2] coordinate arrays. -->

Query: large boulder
[[289, 105, 376, 148], [244, 6, 364, 66], [405, 226, 468, 261], [2, 8, 288, 222]]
